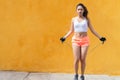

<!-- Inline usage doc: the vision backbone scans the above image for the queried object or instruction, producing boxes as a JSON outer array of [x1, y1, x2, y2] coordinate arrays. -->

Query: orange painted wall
[[0, 0, 120, 75]]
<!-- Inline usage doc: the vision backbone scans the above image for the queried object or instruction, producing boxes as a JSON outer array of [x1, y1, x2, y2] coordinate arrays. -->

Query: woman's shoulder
[[72, 16, 78, 22], [86, 17, 90, 23], [72, 16, 78, 19]]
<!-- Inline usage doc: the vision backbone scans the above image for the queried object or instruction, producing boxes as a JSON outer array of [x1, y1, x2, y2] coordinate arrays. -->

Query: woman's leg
[[80, 46, 89, 75], [72, 45, 81, 75]]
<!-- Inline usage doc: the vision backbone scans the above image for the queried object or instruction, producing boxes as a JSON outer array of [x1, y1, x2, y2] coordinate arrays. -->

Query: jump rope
[[60, 36, 104, 54], [57, 23, 107, 54], [57, 9, 107, 53]]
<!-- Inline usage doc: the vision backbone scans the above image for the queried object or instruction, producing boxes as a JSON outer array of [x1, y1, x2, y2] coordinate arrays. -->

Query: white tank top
[[72, 17, 88, 32]]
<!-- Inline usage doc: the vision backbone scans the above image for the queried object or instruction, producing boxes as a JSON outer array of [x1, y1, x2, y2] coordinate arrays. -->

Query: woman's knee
[[80, 58, 86, 63], [74, 58, 79, 64]]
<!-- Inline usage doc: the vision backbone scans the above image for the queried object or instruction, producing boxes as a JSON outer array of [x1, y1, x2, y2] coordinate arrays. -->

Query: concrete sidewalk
[[0, 71, 120, 80]]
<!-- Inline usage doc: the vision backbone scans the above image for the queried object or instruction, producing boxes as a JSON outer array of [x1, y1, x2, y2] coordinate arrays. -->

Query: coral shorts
[[72, 36, 90, 46]]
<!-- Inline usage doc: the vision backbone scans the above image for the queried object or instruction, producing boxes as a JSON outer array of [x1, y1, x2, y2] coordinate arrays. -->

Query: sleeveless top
[[72, 17, 88, 32]]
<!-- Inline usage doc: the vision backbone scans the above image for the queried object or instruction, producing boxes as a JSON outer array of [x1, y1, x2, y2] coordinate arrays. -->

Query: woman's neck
[[78, 15, 85, 19], [78, 16, 85, 19]]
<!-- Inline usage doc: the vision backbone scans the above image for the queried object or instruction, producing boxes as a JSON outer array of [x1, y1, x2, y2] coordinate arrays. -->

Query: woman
[[60, 3, 106, 80]]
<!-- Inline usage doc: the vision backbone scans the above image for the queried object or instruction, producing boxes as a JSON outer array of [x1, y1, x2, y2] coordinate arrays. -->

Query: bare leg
[[80, 46, 89, 75], [72, 45, 81, 75]]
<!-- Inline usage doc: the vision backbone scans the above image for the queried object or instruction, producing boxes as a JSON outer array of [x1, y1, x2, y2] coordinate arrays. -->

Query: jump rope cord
[[57, 29, 105, 53], [88, 42, 103, 53], [62, 40, 103, 53], [23, 72, 31, 80], [59, 28, 103, 52]]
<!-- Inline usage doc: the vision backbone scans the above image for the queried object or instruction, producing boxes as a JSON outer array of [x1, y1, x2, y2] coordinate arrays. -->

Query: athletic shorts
[[72, 36, 90, 46]]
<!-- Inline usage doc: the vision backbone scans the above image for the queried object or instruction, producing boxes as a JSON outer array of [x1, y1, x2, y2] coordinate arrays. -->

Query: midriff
[[74, 32, 87, 38]]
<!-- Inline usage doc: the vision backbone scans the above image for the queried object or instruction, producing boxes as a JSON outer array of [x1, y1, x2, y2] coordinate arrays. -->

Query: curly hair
[[76, 3, 88, 18]]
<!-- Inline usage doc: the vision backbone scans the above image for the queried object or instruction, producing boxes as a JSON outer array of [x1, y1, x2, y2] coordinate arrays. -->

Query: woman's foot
[[74, 74, 78, 80], [80, 75, 85, 80]]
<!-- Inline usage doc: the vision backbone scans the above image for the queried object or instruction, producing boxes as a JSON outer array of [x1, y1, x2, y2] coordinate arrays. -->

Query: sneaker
[[80, 75, 85, 80], [74, 74, 78, 80]]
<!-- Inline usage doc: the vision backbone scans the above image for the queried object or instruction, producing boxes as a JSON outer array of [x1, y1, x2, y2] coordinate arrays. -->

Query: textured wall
[[0, 0, 120, 75]]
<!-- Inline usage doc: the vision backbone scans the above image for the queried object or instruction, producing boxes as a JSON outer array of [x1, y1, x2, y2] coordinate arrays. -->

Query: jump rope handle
[[100, 37, 106, 44], [60, 37, 66, 43], [60, 37, 106, 44]]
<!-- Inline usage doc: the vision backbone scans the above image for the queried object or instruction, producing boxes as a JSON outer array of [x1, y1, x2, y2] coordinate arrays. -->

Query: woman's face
[[76, 5, 84, 16]]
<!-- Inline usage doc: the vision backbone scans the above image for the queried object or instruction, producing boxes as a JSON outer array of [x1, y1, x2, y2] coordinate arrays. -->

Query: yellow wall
[[0, 0, 120, 75]]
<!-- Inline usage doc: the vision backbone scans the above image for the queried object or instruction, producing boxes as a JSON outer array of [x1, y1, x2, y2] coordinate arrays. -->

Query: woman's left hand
[[100, 37, 106, 44]]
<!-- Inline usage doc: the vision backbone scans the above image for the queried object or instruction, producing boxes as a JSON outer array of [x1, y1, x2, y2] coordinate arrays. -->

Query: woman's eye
[[78, 9, 83, 10]]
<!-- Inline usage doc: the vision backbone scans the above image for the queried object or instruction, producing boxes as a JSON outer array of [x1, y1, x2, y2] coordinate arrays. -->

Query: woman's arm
[[60, 19, 74, 43], [63, 19, 74, 38], [87, 18, 102, 39]]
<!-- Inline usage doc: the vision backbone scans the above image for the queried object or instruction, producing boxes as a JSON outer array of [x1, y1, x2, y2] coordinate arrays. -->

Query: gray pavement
[[0, 71, 120, 80]]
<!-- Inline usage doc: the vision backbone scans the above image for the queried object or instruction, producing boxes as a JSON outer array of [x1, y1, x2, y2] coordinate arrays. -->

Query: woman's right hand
[[60, 37, 66, 43]]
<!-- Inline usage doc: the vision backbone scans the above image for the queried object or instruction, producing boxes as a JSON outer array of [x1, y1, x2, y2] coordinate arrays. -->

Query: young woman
[[60, 3, 106, 80]]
